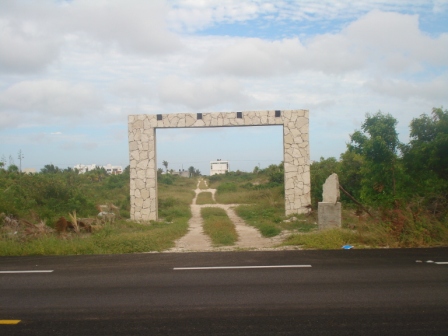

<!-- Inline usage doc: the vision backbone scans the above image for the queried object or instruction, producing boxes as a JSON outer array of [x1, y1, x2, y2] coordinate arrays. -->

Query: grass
[[235, 203, 318, 238], [196, 192, 216, 205], [236, 204, 282, 237], [282, 228, 359, 249], [199, 179, 208, 189], [281, 208, 448, 250], [0, 220, 189, 255], [201, 207, 238, 246], [0, 176, 196, 256], [3, 165, 447, 254], [215, 187, 284, 205]]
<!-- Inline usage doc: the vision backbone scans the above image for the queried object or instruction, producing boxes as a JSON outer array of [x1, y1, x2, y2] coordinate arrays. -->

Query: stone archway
[[128, 110, 310, 221]]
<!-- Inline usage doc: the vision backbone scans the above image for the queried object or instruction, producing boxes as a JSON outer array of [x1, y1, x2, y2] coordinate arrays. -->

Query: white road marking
[[174, 265, 312, 270], [435, 262, 448, 265], [0, 270, 54, 274]]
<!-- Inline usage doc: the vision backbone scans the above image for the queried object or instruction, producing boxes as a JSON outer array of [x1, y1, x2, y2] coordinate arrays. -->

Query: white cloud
[[200, 10, 448, 78], [158, 75, 248, 109], [365, 75, 448, 102], [168, 0, 276, 32], [168, 0, 447, 32], [344, 10, 448, 70], [109, 78, 154, 100], [0, 0, 182, 74], [0, 80, 102, 128], [0, 1, 447, 169], [0, 19, 61, 73], [201, 35, 364, 77], [65, 0, 182, 55]]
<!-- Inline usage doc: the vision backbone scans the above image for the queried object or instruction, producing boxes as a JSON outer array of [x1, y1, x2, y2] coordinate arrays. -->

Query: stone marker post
[[318, 173, 342, 229]]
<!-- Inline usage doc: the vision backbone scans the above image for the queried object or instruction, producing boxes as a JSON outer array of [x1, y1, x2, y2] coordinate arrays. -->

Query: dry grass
[[68, 211, 79, 233], [199, 179, 208, 189], [196, 192, 216, 205]]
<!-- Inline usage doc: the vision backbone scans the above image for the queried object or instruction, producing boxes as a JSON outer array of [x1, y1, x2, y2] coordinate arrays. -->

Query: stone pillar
[[283, 110, 310, 216], [318, 173, 342, 229], [128, 116, 158, 221]]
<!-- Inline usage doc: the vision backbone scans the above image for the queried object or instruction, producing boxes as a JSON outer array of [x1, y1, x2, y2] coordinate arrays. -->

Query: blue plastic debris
[[342, 245, 353, 249]]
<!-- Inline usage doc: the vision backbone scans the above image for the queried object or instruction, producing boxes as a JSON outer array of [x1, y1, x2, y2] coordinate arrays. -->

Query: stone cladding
[[128, 110, 310, 221]]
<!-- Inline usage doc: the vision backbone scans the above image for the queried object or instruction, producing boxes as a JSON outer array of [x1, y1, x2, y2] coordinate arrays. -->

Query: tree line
[[311, 107, 448, 220]]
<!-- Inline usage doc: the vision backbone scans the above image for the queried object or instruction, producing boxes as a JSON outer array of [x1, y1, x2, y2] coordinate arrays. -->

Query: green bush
[[217, 182, 237, 193], [159, 174, 175, 185]]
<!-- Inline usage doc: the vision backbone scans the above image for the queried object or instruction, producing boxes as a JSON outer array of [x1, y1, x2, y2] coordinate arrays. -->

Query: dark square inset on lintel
[[197, 113, 202, 120], [237, 112, 242, 118], [157, 114, 162, 121], [275, 110, 281, 117]]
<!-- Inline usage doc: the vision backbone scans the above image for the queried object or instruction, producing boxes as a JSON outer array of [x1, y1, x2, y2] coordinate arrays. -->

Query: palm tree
[[162, 160, 168, 173]]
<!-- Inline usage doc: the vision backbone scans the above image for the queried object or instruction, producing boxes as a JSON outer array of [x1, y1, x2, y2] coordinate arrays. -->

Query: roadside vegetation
[[1, 108, 447, 253], [198, 179, 208, 189], [201, 207, 238, 246], [196, 192, 216, 205], [208, 108, 448, 248], [0, 168, 195, 256]]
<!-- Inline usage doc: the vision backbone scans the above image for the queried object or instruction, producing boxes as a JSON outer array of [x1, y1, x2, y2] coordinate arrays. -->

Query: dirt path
[[167, 179, 290, 252]]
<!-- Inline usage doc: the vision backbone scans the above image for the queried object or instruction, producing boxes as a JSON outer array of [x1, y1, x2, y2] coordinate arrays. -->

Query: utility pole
[[17, 150, 24, 173]]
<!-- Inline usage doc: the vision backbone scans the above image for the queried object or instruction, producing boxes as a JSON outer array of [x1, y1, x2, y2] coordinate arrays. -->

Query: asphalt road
[[1, 248, 447, 335]]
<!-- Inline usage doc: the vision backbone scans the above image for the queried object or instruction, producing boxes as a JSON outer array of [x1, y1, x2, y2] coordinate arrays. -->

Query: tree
[[187, 166, 201, 177], [188, 166, 195, 177], [348, 112, 404, 207], [265, 162, 284, 184], [86, 167, 108, 182], [162, 160, 168, 172], [402, 108, 448, 185], [41, 164, 61, 174], [7, 164, 19, 173]]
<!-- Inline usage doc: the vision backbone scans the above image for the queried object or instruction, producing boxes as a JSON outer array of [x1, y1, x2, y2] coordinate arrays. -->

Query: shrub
[[217, 182, 237, 193]]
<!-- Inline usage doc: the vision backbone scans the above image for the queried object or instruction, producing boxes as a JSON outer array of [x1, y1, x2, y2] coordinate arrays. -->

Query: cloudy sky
[[1, 0, 447, 174]]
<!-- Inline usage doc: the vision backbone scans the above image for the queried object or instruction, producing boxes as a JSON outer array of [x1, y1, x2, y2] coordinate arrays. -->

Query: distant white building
[[74, 164, 123, 175], [210, 159, 229, 175], [103, 164, 123, 175], [74, 164, 98, 174], [22, 168, 36, 174]]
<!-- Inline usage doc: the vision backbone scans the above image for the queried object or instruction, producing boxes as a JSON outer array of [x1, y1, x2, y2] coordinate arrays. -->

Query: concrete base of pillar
[[318, 202, 341, 229]]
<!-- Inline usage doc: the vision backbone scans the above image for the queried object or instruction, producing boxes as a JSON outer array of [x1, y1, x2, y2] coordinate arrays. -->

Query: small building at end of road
[[210, 159, 229, 175]]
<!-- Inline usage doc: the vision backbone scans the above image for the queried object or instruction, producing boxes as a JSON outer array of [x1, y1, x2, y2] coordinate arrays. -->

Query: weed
[[283, 229, 359, 249], [201, 207, 238, 246], [198, 179, 208, 190], [236, 204, 283, 237], [0, 175, 195, 255], [196, 192, 216, 205]]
